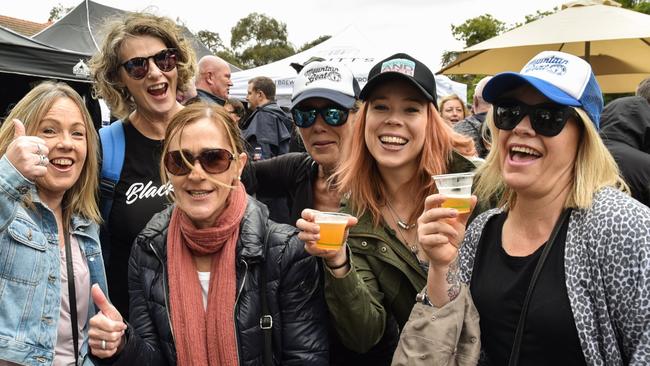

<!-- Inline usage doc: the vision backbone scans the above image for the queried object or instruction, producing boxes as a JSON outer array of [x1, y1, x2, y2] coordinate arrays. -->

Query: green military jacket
[[324, 152, 479, 354]]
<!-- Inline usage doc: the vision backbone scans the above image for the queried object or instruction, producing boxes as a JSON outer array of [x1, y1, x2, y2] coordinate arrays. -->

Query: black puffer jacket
[[103, 197, 329, 365]]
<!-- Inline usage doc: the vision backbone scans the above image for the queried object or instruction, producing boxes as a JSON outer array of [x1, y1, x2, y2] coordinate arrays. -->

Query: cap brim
[[359, 72, 434, 102], [291, 88, 356, 110], [482, 72, 581, 107]]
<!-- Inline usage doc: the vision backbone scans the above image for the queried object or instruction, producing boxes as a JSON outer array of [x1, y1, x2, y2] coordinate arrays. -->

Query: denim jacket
[[0, 156, 108, 366]]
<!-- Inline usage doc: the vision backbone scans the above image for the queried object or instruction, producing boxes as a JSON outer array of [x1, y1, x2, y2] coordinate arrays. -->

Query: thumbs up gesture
[[88, 284, 127, 358], [5, 119, 49, 182]]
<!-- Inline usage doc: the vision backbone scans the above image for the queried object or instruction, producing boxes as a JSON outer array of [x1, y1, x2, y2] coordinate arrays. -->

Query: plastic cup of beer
[[432, 172, 475, 214], [314, 212, 351, 250]]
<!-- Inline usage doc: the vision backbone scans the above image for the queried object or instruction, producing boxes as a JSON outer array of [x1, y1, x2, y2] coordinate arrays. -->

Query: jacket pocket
[[0, 218, 47, 285]]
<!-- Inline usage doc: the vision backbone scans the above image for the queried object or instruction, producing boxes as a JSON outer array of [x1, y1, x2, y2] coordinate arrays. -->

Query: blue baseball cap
[[483, 51, 604, 128]]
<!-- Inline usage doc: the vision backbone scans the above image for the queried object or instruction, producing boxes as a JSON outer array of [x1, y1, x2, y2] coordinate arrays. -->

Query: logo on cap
[[523, 55, 569, 76], [304, 66, 342, 86], [380, 59, 415, 77]]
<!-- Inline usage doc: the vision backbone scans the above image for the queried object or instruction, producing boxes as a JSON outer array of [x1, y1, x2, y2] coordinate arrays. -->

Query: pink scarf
[[167, 183, 247, 366]]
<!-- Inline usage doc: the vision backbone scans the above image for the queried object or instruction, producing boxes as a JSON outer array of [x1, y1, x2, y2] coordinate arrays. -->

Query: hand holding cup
[[297, 209, 357, 271]]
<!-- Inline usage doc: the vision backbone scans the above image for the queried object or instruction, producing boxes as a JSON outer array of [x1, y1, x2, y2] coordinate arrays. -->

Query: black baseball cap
[[360, 53, 437, 107]]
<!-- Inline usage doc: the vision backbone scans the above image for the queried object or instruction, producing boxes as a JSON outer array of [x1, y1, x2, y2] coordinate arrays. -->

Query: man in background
[[195, 55, 232, 106], [453, 76, 492, 158]]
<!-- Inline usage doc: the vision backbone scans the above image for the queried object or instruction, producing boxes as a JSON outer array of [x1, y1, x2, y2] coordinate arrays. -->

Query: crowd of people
[[0, 10, 648, 366]]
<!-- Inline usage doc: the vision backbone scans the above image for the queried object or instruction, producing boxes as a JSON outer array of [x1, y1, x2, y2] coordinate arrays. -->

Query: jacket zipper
[[149, 242, 175, 341], [233, 259, 248, 365]]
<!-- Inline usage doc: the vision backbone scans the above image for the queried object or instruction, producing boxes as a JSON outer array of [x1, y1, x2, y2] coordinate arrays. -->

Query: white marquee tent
[[230, 26, 467, 107]]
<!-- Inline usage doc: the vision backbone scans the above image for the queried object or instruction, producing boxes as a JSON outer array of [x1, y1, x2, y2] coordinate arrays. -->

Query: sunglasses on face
[[493, 99, 577, 137], [121, 48, 178, 80], [291, 106, 349, 128], [164, 148, 234, 176]]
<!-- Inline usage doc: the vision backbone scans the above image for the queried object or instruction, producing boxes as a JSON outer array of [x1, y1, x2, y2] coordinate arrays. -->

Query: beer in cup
[[314, 212, 351, 250], [432, 172, 475, 214]]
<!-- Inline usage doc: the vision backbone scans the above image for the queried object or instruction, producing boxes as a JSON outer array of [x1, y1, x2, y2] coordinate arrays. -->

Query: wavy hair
[[89, 12, 197, 119], [0, 81, 101, 229], [439, 94, 469, 122], [160, 102, 245, 198], [474, 107, 628, 210], [334, 100, 475, 226]]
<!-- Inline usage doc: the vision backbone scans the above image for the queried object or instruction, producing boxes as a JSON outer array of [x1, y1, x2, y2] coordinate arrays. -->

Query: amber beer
[[432, 172, 475, 214], [314, 212, 351, 250]]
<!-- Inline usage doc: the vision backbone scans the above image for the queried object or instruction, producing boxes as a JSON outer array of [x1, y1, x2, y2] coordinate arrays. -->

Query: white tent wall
[[229, 26, 467, 107]]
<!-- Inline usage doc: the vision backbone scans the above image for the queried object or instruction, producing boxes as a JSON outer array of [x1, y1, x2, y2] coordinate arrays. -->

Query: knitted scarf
[[167, 183, 247, 366]]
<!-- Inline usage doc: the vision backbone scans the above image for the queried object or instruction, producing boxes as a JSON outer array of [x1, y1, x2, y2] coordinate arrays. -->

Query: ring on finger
[[101, 339, 107, 350], [38, 154, 48, 167]]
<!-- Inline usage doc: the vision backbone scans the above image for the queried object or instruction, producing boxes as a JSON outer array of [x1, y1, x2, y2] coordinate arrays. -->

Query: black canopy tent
[[34, 0, 241, 72], [0, 25, 99, 128]]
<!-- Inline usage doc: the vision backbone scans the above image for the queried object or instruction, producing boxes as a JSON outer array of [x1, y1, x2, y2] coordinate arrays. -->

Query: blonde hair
[[334, 99, 475, 226], [438, 94, 469, 120], [474, 107, 628, 210], [89, 12, 197, 119], [0, 81, 101, 230], [160, 102, 245, 199]]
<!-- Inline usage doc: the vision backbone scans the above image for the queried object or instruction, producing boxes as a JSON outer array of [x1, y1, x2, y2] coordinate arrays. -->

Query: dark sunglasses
[[493, 99, 577, 137], [121, 48, 178, 80], [291, 106, 349, 128], [164, 149, 234, 176]]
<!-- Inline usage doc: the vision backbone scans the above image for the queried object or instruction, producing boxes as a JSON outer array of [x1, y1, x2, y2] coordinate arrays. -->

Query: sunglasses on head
[[121, 48, 178, 80], [164, 148, 234, 176], [291, 106, 349, 128], [493, 99, 577, 137]]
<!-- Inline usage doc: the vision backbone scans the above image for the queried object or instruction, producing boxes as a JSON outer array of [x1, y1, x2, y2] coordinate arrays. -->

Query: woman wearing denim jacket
[[0, 81, 106, 366]]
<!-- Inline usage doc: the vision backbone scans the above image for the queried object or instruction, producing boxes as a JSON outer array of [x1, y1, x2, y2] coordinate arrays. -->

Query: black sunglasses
[[121, 48, 178, 80], [493, 99, 577, 137], [291, 106, 349, 128], [164, 149, 234, 176]]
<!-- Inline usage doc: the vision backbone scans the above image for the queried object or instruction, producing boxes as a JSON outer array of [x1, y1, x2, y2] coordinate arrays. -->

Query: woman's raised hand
[[297, 209, 358, 274], [417, 194, 477, 268], [6, 119, 49, 181], [88, 284, 127, 358]]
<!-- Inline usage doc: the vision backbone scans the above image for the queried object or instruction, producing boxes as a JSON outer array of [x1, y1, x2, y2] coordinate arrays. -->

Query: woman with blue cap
[[397, 51, 650, 365]]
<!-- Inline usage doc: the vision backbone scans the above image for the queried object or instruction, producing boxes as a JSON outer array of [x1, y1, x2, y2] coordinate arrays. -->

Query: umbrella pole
[[584, 41, 591, 64]]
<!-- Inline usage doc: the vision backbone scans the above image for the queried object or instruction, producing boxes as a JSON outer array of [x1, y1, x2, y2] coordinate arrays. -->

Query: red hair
[[334, 101, 475, 226]]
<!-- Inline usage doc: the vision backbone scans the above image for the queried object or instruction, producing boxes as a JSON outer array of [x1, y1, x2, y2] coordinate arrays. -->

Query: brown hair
[[248, 76, 276, 100], [334, 100, 475, 226], [160, 102, 245, 194], [0, 81, 101, 229], [89, 12, 197, 119]]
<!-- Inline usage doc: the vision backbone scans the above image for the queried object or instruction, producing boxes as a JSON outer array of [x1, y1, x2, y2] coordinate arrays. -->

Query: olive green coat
[[324, 153, 478, 353]]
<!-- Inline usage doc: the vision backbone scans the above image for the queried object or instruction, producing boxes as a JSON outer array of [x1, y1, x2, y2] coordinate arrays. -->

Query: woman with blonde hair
[[402, 51, 650, 365], [0, 81, 106, 365], [297, 53, 476, 365], [88, 102, 328, 365], [89, 11, 196, 318], [439, 94, 469, 126]]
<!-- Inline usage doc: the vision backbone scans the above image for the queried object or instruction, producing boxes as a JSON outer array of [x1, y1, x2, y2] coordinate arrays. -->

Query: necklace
[[384, 201, 419, 255], [385, 199, 416, 230]]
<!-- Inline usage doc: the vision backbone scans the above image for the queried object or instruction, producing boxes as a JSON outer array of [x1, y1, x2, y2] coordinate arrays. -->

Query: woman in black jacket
[[87, 103, 328, 365]]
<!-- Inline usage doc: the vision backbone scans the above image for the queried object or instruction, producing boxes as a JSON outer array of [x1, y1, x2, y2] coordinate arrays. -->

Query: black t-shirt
[[470, 212, 587, 366], [106, 122, 172, 317]]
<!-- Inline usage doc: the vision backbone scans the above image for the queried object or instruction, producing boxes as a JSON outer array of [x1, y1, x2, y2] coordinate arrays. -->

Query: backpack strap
[[98, 120, 126, 263], [259, 223, 274, 366]]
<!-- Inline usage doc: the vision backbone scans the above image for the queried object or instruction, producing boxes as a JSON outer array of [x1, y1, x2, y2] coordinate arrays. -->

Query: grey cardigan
[[459, 187, 650, 365]]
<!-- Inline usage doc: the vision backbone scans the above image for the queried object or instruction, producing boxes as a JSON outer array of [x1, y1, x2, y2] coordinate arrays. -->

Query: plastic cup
[[314, 212, 351, 250], [432, 172, 475, 214]]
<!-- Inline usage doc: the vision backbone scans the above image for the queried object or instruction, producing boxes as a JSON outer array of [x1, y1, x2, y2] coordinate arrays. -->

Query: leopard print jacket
[[458, 186, 650, 365]]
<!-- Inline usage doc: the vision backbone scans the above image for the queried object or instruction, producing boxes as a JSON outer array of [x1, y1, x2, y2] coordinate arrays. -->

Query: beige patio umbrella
[[439, 0, 650, 93]]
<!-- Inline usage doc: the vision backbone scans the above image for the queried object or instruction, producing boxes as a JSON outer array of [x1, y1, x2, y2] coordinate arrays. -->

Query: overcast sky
[[2, 0, 568, 69]]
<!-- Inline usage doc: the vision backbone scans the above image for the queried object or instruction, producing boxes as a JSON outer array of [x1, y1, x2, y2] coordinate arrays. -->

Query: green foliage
[[298, 35, 332, 52], [451, 14, 506, 47], [197, 30, 226, 54], [511, 8, 558, 29], [633, 1, 650, 14], [229, 12, 295, 68], [48, 3, 74, 22]]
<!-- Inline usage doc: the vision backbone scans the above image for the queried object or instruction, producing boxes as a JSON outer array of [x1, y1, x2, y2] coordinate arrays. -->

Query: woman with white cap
[[398, 51, 650, 365]]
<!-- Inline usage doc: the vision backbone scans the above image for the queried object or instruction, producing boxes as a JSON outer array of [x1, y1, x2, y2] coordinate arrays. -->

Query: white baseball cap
[[291, 61, 359, 110]]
